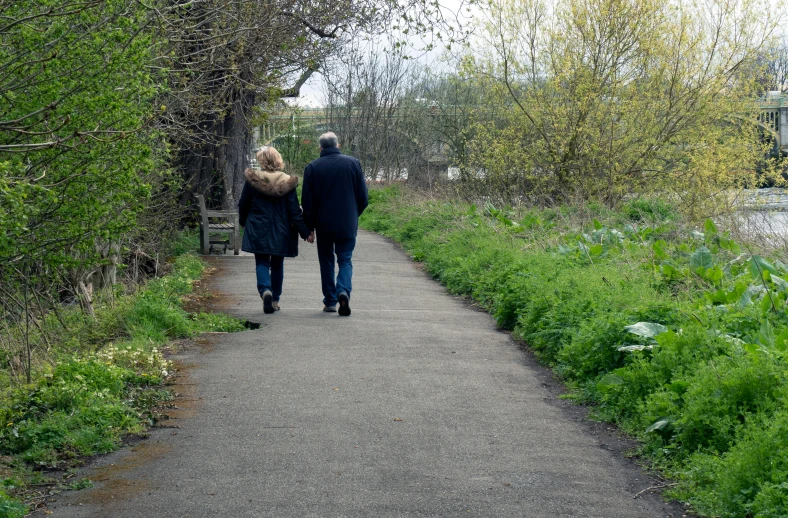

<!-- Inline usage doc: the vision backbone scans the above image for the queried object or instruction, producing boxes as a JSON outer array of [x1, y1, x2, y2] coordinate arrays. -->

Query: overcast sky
[[292, 0, 476, 107]]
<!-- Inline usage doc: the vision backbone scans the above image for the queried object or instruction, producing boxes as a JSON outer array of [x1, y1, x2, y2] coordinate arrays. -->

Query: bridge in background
[[255, 97, 788, 154], [253, 109, 328, 146], [758, 93, 788, 153]]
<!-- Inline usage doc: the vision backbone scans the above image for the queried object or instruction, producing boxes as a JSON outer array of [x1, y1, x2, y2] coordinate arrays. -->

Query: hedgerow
[[361, 185, 788, 517]]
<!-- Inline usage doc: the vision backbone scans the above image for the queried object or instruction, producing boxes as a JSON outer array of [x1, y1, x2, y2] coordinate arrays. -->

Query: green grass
[[0, 252, 245, 511], [0, 489, 26, 518], [361, 185, 788, 517]]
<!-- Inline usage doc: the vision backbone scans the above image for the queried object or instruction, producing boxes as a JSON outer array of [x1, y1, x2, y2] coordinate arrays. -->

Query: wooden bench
[[197, 195, 240, 255]]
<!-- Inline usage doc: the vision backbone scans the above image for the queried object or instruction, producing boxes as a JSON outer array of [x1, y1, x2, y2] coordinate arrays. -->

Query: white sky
[[291, 0, 476, 108], [289, 77, 322, 108]]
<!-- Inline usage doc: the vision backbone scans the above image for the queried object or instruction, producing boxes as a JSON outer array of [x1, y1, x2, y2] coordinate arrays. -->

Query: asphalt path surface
[[47, 230, 684, 517]]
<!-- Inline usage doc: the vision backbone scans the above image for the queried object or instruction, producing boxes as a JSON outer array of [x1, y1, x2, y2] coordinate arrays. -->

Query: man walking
[[302, 132, 368, 316]]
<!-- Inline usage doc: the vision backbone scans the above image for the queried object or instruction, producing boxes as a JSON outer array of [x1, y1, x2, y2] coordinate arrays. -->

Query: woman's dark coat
[[238, 169, 310, 257]]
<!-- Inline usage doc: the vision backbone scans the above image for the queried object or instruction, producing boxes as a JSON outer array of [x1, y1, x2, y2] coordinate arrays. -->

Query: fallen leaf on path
[[393, 417, 404, 422]]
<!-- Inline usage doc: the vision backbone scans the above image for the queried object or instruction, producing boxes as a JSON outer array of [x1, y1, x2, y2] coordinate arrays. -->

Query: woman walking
[[238, 146, 311, 314]]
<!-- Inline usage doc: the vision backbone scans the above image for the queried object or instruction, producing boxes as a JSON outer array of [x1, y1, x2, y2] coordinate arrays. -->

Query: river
[[735, 188, 788, 245]]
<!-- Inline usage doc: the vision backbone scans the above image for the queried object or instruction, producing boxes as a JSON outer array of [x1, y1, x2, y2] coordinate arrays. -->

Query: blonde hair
[[256, 146, 285, 171]]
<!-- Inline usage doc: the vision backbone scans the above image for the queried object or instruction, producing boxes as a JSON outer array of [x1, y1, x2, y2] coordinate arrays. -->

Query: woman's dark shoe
[[262, 291, 274, 314], [338, 292, 351, 316]]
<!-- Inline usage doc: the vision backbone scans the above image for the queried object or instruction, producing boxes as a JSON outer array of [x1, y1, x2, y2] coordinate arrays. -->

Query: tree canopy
[[0, 0, 466, 380]]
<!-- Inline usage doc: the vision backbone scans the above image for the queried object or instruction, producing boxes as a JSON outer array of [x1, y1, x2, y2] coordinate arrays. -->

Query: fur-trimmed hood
[[244, 168, 298, 197]]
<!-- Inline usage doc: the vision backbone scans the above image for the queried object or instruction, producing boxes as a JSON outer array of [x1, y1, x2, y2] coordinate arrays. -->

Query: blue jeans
[[254, 254, 284, 301], [316, 235, 356, 307]]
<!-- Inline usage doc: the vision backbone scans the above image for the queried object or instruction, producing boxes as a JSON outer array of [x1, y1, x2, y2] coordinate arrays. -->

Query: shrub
[[0, 357, 164, 465], [623, 198, 678, 223], [676, 408, 788, 517]]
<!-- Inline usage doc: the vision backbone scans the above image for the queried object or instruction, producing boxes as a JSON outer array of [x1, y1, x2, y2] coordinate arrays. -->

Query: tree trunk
[[177, 133, 221, 210], [93, 240, 121, 289], [173, 88, 256, 212], [77, 280, 95, 318], [216, 90, 256, 209]]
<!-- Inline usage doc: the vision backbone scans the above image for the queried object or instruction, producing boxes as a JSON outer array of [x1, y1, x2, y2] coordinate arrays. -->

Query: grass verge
[[360, 185, 788, 517], [0, 253, 245, 514]]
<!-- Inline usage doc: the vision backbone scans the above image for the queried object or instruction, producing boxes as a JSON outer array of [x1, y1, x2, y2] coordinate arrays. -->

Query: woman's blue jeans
[[254, 254, 284, 301]]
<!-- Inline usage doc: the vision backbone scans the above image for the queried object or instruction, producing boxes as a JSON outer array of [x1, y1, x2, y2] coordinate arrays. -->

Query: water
[[741, 188, 788, 212], [736, 189, 788, 245]]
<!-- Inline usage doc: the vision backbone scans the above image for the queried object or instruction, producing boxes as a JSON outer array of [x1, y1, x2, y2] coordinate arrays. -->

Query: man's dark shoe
[[262, 290, 274, 314], [338, 292, 351, 316]]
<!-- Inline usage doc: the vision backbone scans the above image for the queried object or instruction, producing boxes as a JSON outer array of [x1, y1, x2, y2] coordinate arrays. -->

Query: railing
[[256, 98, 788, 151], [758, 94, 788, 109]]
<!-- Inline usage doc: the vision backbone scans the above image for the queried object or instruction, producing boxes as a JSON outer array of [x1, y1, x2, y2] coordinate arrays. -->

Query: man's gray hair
[[318, 132, 339, 149]]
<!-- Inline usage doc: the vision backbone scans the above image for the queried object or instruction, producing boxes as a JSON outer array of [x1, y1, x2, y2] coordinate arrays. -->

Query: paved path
[[48, 231, 682, 517]]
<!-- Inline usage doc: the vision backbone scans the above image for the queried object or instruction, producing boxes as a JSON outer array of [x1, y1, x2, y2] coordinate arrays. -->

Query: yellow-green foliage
[[457, 0, 780, 214], [0, 0, 163, 267]]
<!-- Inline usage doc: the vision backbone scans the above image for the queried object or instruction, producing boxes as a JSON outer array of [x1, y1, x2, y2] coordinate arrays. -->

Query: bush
[[672, 353, 783, 456], [0, 357, 163, 465], [594, 327, 730, 424], [623, 198, 678, 223], [676, 408, 788, 518]]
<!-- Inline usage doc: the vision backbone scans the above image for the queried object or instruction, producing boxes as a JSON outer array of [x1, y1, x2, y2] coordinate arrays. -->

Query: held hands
[[306, 231, 315, 244]]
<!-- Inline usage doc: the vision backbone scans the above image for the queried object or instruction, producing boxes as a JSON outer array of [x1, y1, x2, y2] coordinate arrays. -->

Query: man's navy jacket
[[301, 147, 369, 240]]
